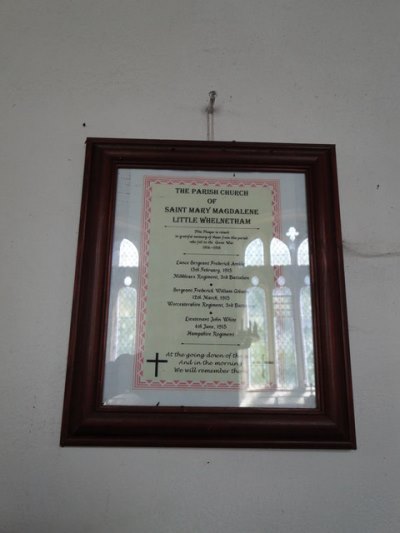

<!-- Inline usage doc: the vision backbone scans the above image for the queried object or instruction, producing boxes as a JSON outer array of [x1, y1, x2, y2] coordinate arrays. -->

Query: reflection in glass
[[242, 233, 314, 398], [107, 239, 139, 363], [286, 226, 300, 241], [297, 238, 309, 266], [245, 238, 264, 266], [300, 276, 315, 388], [270, 237, 291, 265], [273, 279, 298, 389], [119, 238, 139, 267], [116, 286, 137, 359], [246, 286, 270, 388], [106, 229, 315, 405]]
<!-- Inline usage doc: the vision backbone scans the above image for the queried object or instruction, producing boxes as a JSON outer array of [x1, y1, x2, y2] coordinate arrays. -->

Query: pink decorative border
[[134, 176, 281, 390]]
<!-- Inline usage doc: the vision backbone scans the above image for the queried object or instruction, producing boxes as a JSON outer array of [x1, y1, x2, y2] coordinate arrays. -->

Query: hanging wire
[[206, 90, 217, 141]]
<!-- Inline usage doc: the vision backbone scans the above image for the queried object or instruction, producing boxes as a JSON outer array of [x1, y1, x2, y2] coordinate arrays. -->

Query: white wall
[[1, 1, 399, 531]]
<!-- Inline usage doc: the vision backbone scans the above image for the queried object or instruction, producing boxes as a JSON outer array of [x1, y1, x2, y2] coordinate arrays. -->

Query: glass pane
[[103, 169, 315, 408]]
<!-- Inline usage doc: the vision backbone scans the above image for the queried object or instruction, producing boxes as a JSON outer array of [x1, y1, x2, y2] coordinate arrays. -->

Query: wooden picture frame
[[60, 138, 356, 448]]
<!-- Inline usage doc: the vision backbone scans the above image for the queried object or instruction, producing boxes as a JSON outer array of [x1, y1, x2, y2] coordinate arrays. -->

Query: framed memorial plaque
[[60, 139, 356, 448]]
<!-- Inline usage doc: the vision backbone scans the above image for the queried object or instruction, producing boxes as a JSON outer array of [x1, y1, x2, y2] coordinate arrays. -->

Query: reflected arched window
[[112, 241, 138, 361], [297, 238, 309, 266], [246, 286, 270, 388], [119, 239, 139, 267], [245, 238, 264, 266], [273, 278, 297, 389], [300, 276, 314, 388], [270, 238, 291, 266], [116, 283, 137, 359]]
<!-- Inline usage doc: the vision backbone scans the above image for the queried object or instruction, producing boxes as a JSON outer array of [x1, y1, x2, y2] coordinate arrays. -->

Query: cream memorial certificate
[[135, 177, 276, 389]]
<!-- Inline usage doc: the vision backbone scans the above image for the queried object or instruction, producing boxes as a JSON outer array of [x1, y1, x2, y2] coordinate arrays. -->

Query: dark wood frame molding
[[60, 138, 356, 449]]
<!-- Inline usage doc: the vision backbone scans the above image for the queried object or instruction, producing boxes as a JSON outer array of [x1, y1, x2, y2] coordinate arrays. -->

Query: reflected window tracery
[[109, 239, 139, 362], [116, 286, 137, 358], [286, 226, 299, 242], [119, 238, 139, 267], [245, 238, 315, 395], [300, 276, 314, 388], [270, 237, 291, 265], [297, 238, 309, 266], [246, 286, 270, 388], [272, 278, 298, 389], [245, 238, 264, 266]]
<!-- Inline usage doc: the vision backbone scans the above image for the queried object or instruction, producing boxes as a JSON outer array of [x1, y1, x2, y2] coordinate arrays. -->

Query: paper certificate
[[135, 177, 277, 389]]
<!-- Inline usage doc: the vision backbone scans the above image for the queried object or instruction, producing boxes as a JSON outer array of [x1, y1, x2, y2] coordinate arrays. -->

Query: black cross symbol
[[146, 352, 168, 378]]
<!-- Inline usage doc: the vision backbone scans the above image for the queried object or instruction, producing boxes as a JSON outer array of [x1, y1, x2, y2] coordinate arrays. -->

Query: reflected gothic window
[[119, 238, 139, 267], [244, 236, 315, 395], [272, 277, 298, 389], [297, 238, 309, 266], [110, 239, 139, 361], [115, 279, 137, 359], [246, 285, 270, 389], [300, 276, 314, 388], [270, 237, 291, 266], [245, 238, 264, 266]]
